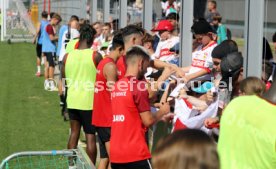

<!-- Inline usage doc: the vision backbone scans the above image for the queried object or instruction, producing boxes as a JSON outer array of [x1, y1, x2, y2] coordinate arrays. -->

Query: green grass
[[0, 42, 68, 161]]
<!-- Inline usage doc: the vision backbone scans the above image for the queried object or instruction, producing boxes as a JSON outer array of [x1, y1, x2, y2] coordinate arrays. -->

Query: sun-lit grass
[[0, 42, 69, 161]]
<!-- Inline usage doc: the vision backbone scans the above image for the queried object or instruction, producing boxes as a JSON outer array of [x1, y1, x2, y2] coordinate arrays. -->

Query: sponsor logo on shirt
[[192, 58, 206, 68], [112, 91, 126, 98], [113, 115, 125, 122], [159, 48, 174, 58]]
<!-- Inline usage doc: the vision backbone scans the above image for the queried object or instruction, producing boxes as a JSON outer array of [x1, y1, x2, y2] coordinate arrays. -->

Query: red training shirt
[[110, 76, 151, 163], [92, 57, 115, 127]]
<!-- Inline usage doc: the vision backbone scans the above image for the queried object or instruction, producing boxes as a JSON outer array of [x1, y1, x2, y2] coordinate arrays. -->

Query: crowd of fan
[[32, 0, 276, 169]]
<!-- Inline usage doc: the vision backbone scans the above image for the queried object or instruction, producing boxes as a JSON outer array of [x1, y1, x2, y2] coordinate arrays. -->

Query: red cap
[[152, 20, 174, 32]]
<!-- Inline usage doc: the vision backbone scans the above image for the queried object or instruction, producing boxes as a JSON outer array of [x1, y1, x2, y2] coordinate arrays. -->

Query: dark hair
[[79, 24, 96, 47], [41, 11, 48, 18], [213, 15, 222, 22], [142, 33, 154, 46], [262, 60, 273, 81], [166, 13, 180, 22], [79, 18, 90, 28], [191, 19, 213, 34], [126, 46, 150, 65], [49, 12, 55, 19], [110, 31, 124, 51], [70, 15, 79, 22], [153, 129, 219, 169], [103, 22, 111, 28], [112, 19, 119, 32], [121, 25, 144, 42], [273, 32, 276, 43], [263, 37, 273, 61]]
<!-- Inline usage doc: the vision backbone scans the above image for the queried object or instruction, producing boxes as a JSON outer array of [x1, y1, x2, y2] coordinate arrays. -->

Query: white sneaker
[[68, 166, 77, 169], [44, 80, 50, 90], [49, 85, 58, 91], [49, 80, 58, 91]]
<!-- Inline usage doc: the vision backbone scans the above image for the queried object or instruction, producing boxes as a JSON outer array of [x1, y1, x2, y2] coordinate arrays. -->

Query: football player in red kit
[[110, 46, 172, 169]]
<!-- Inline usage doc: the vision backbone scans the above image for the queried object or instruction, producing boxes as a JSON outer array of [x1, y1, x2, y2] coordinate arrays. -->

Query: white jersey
[[187, 41, 217, 81], [161, 1, 178, 16], [92, 34, 105, 51], [59, 28, 80, 61], [153, 36, 179, 63]]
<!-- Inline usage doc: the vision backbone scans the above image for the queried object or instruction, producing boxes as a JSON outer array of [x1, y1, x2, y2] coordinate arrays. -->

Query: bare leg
[[97, 158, 109, 169], [49, 66, 55, 79], [85, 133, 97, 165], [105, 141, 111, 169], [44, 61, 49, 80], [67, 120, 81, 166]]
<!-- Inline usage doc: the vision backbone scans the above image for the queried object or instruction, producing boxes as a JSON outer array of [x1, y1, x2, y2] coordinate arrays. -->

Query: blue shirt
[[37, 20, 48, 45], [56, 25, 68, 56]]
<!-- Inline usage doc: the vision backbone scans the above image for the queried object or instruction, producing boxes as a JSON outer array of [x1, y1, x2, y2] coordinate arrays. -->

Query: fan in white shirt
[[176, 19, 217, 83], [152, 20, 179, 65]]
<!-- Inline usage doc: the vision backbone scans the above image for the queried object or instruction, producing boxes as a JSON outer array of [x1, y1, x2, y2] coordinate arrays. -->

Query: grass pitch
[[0, 42, 68, 161]]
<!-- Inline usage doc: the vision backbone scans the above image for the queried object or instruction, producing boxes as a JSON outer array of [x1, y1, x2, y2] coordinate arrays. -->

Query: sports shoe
[[48, 80, 58, 91], [44, 80, 50, 91], [35, 72, 41, 77], [68, 166, 76, 169], [49, 85, 58, 91]]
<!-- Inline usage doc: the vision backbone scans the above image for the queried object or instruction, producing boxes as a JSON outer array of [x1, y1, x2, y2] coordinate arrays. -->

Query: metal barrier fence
[[0, 146, 95, 169]]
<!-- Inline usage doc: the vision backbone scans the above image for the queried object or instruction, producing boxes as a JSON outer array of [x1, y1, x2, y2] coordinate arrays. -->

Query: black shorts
[[44, 52, 56, 67], [111, 159, 152, 169], [96, 127, 111, 158], [36, 44, 42, 58], [98, 134, 108, 158], [68, 109, 96, 134]]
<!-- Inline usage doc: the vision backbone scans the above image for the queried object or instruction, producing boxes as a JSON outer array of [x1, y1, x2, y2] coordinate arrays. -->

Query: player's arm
[[49, 34, 58, 41], [135, 81, 170, 127], [140, 103, 170, 127], [148, 66, 175, 99], [184, 69, 209, 83], [61, 54, 68, 79], [104, 62, 117, 92]]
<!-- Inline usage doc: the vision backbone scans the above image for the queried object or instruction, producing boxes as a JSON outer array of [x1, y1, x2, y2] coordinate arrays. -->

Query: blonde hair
[[239, 77, 266, 95], [152, 129, 219, 169]]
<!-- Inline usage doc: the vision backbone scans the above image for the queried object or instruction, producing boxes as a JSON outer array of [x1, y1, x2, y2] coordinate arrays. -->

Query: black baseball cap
[[212, 40, 238, 59], [221, 52, 243, 78]]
